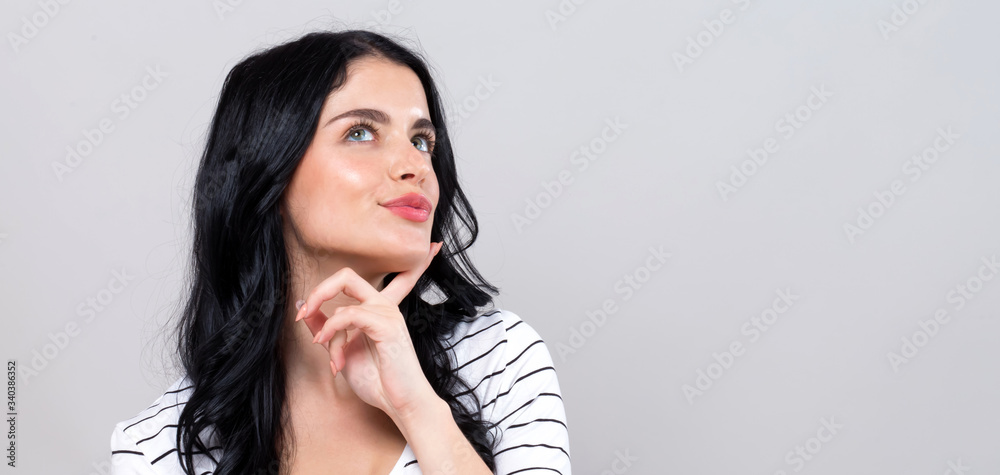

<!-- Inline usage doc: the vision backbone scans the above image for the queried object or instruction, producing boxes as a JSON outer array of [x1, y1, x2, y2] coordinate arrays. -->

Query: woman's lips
[[381, 193, 432, 222], [385, 206, 430, 222]]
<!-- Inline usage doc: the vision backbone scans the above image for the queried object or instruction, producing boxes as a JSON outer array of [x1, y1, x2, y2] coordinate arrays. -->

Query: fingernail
[[295, 299, 305, 310], [330, 360, 338, 377], [295, 301, 307, 322]]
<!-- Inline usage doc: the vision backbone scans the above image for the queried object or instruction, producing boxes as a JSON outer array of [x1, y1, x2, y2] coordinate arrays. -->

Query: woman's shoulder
[[444, 308, 572, 473], [109, 375, 220, 474], [444, 308, 563, 410], [444, 308, 549, 367]]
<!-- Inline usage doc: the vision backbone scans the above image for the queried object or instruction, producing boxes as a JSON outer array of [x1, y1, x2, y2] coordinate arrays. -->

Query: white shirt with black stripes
[[109, 309, 572, 474]]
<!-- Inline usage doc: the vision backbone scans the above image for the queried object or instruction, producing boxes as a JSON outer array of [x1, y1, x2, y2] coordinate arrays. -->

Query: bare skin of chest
[[282, 389, 407, 475]]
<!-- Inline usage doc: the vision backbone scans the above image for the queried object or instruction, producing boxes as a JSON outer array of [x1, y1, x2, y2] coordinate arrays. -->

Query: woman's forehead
[[322, 58, 431, 121]]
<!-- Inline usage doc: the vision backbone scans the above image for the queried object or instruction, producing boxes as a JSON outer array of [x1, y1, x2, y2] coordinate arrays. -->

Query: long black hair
[[175, 30, 499, 474]]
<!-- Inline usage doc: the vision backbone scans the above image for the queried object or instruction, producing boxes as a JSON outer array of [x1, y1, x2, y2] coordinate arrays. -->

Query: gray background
[[2, 0, 998, 474]]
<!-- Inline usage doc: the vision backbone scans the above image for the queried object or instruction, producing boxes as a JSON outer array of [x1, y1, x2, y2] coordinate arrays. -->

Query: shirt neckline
[[389, 443, 415, 473]]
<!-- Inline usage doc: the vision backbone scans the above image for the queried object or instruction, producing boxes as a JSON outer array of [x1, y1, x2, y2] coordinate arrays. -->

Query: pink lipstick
[[381, 193, 432, 222]]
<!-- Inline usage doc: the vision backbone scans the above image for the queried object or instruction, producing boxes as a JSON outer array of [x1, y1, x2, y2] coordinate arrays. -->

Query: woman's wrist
[[390, 388, 450, 434], [391, 392, 492, 474]]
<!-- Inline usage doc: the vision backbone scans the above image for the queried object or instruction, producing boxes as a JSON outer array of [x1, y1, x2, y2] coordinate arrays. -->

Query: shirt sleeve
[[488, 312, 572, 475], [110, 422, 160, 475]]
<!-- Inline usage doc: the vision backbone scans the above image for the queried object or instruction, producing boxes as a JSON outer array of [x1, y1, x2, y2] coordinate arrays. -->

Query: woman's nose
[[390, 138, 432, 182]]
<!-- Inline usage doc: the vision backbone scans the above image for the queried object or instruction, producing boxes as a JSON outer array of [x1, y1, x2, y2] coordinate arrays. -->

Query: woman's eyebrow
[[323, 108, 390, 128], [323, 108, 435, 134], [412, 117, 435, 134]]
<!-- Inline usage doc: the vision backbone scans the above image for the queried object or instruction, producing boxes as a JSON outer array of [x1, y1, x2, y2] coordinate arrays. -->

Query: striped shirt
[[109, 309, 572, 474]]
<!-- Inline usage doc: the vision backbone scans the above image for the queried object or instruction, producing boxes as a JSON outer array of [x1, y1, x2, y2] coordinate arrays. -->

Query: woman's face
[[282, 56, 440, 278]]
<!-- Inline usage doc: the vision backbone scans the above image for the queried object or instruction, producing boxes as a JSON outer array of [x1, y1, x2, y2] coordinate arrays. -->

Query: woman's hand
[[294, 241, 443, 421]]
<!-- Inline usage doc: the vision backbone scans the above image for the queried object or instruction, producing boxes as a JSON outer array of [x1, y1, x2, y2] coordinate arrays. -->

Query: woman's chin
[[370, 245, 431, 273]]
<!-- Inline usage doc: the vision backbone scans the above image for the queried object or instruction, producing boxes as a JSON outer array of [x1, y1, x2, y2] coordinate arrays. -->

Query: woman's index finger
[[380, 242, 442, 304]]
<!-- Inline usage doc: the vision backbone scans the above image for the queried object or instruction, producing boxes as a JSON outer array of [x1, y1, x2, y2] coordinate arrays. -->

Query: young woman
[[108, 30, 571, 475]]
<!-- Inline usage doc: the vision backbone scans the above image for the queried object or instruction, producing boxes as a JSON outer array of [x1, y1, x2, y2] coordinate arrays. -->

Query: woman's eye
[[412, 136, 430, 152], [347, 127, 374, 142]]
